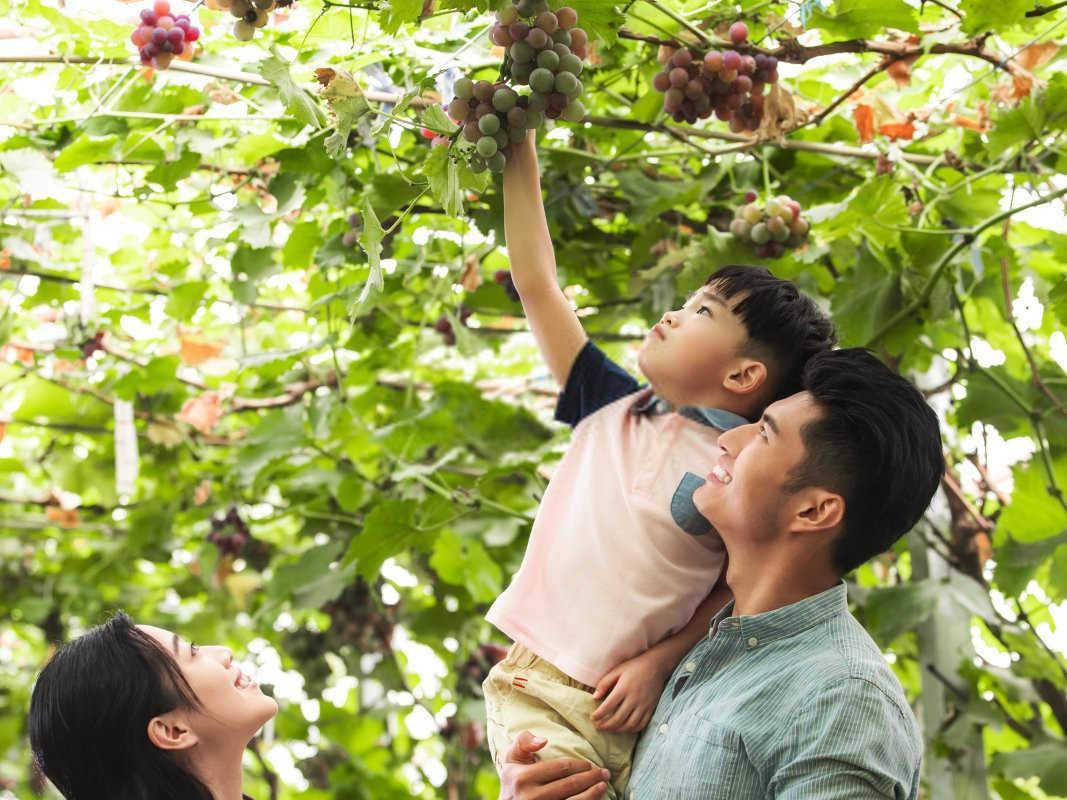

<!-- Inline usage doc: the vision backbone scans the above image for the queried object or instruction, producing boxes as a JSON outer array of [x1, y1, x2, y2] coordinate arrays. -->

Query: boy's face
[[637, 287, 752, 407]]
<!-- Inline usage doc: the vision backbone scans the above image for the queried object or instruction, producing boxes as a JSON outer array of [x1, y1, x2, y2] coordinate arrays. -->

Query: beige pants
[[483, 644, 637, 799]]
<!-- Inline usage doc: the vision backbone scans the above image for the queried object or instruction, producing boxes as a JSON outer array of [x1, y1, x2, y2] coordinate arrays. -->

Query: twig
[[1026, 0, 1067, 15], [803, 57, 893, 130]]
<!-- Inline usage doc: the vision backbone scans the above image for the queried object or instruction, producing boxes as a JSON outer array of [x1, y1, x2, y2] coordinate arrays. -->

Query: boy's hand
[[590, 650, 671, 733]]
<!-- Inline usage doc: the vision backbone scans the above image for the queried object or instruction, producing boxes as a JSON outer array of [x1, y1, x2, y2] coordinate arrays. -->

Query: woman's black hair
[[28, 611, 215, 800]]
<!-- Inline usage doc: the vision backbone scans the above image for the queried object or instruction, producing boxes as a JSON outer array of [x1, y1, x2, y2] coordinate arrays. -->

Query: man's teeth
[[712, 465, 732, 484]]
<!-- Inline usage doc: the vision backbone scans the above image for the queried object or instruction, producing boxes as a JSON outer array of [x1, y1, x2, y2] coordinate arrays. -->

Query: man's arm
[[503, 132, 587, 388], [769, 678, 921, 799]]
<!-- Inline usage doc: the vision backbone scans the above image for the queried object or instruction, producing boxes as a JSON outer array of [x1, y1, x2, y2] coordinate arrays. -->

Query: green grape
[[526, 92, 548, 112], [492, 88, 517, 112], [765, 216, 785, 235], [476, 136, 499, 158], [487, 151, 507, 172], [454, 77, 474, 100], [478, 114, 501, 135], [771, 223, 790, 243], [553, 42, 572, 58], [511, 63, 534, 85], [561, 99, 585, 122], [751, 222, 770, 244], [529, 67, 555, 93], [508, 125, 528, 142], [507, 106, 527, 128], [525, 109, 545, 128], [552, 28, 572, 46], [765, 200, 785, 219], [558, 53, 582, 75], [469, 155, 488, 173], [493, 129, 509, 148], [536, 49, 560, 71], [497, 4, 519, 25], [509, 41, 535, 64], [730, 218, 752, 240], [790, 218, 810, 237], [515, 0, 536, 15], [741, 204, 762, 225], [233, 19, 255, 40], [554, 71, 579, 96]]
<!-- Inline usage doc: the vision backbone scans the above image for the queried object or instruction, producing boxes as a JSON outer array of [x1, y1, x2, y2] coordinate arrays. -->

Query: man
[[498, 347, 944, 800]]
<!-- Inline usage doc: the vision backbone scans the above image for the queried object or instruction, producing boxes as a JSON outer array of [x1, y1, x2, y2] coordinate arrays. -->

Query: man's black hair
[[705, 265, 837, 403], [784, 348, 945, 574]]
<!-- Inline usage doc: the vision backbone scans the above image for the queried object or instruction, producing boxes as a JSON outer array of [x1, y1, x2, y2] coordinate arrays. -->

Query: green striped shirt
[[626, 582, 921, 799]]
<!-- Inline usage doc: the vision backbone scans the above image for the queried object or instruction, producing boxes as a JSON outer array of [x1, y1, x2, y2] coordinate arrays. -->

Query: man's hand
[[499, 731, 610, 800], [591, 650, 671, 733]]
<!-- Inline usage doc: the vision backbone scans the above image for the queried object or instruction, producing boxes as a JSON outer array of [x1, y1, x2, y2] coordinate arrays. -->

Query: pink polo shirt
[[486, 342, 745, 687]]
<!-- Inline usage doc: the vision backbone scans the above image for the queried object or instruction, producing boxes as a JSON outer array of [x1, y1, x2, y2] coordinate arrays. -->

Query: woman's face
[[139, 625, 278, 746]]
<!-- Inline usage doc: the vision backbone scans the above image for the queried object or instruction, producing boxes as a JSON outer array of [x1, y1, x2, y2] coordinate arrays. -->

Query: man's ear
[[147, 713, 198, 752], [790, 488, 844, 534], [724, 359, 767, 397]]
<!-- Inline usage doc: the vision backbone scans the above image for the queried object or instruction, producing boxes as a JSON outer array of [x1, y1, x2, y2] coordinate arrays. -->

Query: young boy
[[482, 133, 836, 798]]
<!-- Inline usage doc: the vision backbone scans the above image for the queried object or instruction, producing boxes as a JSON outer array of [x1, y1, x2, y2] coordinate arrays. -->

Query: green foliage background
[[1, 0, 1066, 797]]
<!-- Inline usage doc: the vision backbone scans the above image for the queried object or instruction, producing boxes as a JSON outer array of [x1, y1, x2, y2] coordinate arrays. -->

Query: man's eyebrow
[[762, 413, 779, 436]]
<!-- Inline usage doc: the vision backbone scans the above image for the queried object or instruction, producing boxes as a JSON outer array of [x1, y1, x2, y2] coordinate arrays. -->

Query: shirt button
[[684, 661, 697, 673], [747, 636, 759, 648], [659, 723, 669, 734]]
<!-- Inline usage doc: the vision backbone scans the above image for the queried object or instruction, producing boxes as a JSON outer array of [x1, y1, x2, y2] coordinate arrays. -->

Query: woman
[[28, 611, 278, 800]]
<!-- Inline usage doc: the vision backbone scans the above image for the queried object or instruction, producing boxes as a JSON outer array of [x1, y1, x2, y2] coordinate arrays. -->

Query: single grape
[[569, 27, 587, 48], [671, 48, 693, 68], [474, 102, 495, 119], [491, 25, 514, 47], [720, 68, 738, 83], [233, 19, 255, 39], [478, 114, 501, 135], [536, 49, 560, 71], [739, 55, 756, 75], [342, 230, 359, 247], [515, 0, 537, 15], [185, 25, 200, 42], [729, 21, 749, 44], [572, 43, 587, 59], [750, 222, 771, 244], [151, 27, 167, 44], [704, 50, 723, 71], [507, 106, 527, 128], [652, 71, 671, 92], [554, 71, 579, 96], [487, 151, 507, 173], [526, 92, 548, 112], [509, 41, 535, 63], [561, 99, 585, 122], [529, 67, 555, 93], [552, 28, 572, 46], [498, 4, 519, 25], [666, 67, 687, 89], [526, 27, 549, 49], [153, 0, 170, 15], [743, 190, 758, 203], [476, 136, 499, 158], [511, 62, 534, 84], [790, 217, 810, 237], [766, 199, 785, 219], [446, 98, 467, 121], [730, 218, 752, 239], [492, 87, 517, 112], [493, 129, 509, 148], [556, 6, 578, 29], [473, 81, 495, 102], [558, 53, 583, 75], [493, 269, 509, 284], [733, 75, 753, 94], [454, 77, 474, 100], [525, 109, 545, 128], [469, 155, 488, 173], [508, 124, 528, 142], [766, 216, 786, 235], [722, 50, 741, 71], [742, 204, 763, 224], [463, 121, 481, 142], [664, 88, 684, 112], [553, 42, 571, 58], [536, 11, 558, 32]]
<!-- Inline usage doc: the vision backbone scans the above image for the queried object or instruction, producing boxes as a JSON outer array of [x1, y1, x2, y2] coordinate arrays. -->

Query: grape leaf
[[257, 50, 328, 129]]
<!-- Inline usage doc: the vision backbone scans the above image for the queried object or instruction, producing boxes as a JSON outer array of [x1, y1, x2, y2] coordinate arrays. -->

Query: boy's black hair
[[705, 265, 837, 402], [784, 348, 945, 574]]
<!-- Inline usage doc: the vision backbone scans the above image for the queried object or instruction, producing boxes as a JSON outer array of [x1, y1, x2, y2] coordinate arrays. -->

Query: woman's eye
[[191, 643, 199, 655]]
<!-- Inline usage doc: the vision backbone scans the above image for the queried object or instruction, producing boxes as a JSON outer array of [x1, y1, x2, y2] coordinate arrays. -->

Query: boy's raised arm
[[503, 132, 588, 388]]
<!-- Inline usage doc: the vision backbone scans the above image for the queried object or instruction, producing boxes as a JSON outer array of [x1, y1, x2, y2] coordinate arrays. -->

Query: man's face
[[693, 391, 821, 542], [637, 286, 751, 405]]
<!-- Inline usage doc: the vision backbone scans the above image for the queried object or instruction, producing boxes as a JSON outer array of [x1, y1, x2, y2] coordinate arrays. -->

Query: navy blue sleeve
[[554, 340, 642, 428]]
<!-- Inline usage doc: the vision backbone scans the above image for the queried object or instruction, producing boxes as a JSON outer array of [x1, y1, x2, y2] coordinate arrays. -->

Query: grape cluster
[[341, 213, 362, 248], [208, 0, 279, 41], [494, 269, 520, 302], [652, 22, 779, 130], [207, 505, 252, 556], [80, 331, 106, 359], [729, 191, 809, 258], [433, 305, 473, 346], [446, 2, 587, 173], [130, 1, 200, 70], [321, 580, 396, 655]]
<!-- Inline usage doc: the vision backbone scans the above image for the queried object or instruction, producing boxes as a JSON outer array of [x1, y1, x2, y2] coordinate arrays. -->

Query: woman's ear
[[724, 359, 768, 397], [147, 713, 198, 751]]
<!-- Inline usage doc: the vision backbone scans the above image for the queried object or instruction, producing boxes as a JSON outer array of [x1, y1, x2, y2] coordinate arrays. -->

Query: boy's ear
[[723, 359, 767, 397], [147, 713, 198, 752]]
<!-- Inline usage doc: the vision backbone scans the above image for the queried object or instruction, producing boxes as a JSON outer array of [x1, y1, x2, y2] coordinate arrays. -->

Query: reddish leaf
[[179, 334, 223, 365], [878, 121, 915, 140], [177, 391, 223, 435], [853, 104, 875, 143]]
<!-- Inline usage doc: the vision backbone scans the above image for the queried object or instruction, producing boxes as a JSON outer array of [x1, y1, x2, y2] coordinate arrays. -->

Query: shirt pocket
[[658, 715, 746, 799], [670, 472, 713, 536]]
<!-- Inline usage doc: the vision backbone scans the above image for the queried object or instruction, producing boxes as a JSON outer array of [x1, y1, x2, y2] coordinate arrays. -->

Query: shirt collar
[[630, 387, 750, 431], [709, 581, 849, 646]]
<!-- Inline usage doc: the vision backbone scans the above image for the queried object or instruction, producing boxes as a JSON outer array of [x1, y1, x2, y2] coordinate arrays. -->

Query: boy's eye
[[697, 306, 712, 316], [191, 642, 199, 656], [758, 425, 768, 439]]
